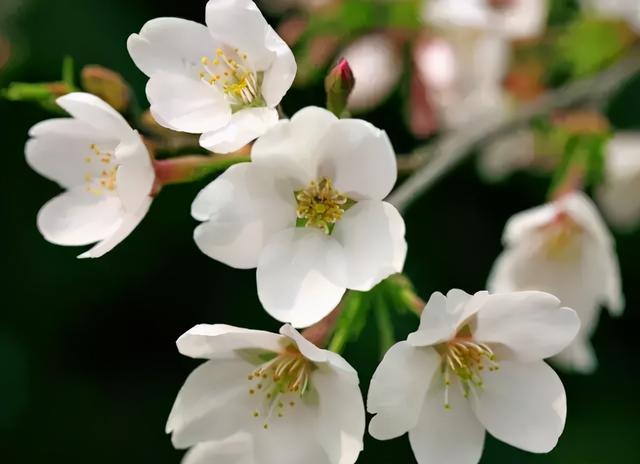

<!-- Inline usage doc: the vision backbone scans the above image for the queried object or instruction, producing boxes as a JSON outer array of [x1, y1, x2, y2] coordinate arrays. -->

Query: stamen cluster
[[199, 48, 260, 107], [296, 177, 349, 234], [247, 346, 315, 430], [84, 144, 117, 195]]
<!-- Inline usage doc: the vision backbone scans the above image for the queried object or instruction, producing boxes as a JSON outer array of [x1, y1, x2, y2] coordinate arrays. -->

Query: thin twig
[[387, 46, 640, 213]]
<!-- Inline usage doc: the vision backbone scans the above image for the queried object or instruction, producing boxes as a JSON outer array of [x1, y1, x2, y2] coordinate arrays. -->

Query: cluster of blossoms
[[18, 0, 638, 462]]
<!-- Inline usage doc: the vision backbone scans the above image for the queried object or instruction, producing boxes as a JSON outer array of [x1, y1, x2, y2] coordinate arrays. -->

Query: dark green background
[[1, 0, 639, 462]]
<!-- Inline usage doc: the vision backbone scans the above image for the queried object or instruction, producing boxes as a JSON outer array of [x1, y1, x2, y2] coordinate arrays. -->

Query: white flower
[[415, 32, 510, 129], [597, 133, 640, 229], [340, 33, 403, 113], [367, 289, 579, 464], [423, 0, 548, 40], [581, 0, 640, 32], [191, 107, 407, 328], [488, 192, 624, 373], [167, 323, 365, 464], [127, 0, 296, 154], [478, 130, 537, 181], [25, 92, 155, 258]]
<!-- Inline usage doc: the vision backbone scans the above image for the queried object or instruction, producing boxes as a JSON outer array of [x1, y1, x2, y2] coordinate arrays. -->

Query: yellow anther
[[296, 177, 350, 234]]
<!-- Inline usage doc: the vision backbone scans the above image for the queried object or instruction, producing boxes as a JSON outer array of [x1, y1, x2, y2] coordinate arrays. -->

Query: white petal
[[25, 124, 118, 189], [471, 360, 566, 454], [127, 17, 216, 77], [561, 192, 615, 247], [597, 133, 640, 228], [260, 27, 297, 107], [280, 325, 358, 377], [192, 162, 295, 269], [176, 324, 284, 360], [115, 137, 155, 213], [550, 336, 597, 375], [473, 291, 580, 362], [408, 290, 489, 347], [146, 72, 231, 134], [314, 368, 365, 464], [316, 119, 397, 201], [256, 228, 347, 328], [205, 0, 278, 71], [251, 106, 337, 177], [36, 188, 123, 247], [200, 107, 278, 154], [408, 380, 485, 464], [56, 93, 132, 140], [167, 358, 256, 448], [182, 434, 255, 464], [78, 198, 151, 258], [368, 343, 440, 440], [333, 201, 406, 291]]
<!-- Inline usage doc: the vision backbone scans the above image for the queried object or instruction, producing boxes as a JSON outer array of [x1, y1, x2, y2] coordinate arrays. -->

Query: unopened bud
[[325, 58, 355, 117], [1, 81, 72, 103], [81, 65, 130, 112]]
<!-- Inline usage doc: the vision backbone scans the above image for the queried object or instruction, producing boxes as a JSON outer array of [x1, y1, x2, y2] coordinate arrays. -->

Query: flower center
[[438, 338, 499, 409], [295, 177, 350, 234], [199, 48, 261, 108], [246, 346, 315, 430], [83, 144, 117, 195], [541, 213, 583, 261]]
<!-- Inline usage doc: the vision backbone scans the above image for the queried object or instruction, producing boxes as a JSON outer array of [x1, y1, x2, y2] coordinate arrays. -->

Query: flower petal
[[77, 198, 151, 258], [473, 291, 580, 362], [115, 137, 155, 214], [205, 0, 277, 71], [182, 434, 255, 464], [280, 324, 357, 377], [127, 17, 216, 77], [260, 27, 297, 107], [408, 380, 485, 464], [316, 119, 397, 201], [146, 72, 231, 134], [333, 201, 406, 291], [56, 93, 133, 140], [176, 324, 284, 360], [314, 368, 365, 464], [471, 360, 566, 454], [36, 188, 123, 247], [200, 107, 278, 154], [25, 122, 118, 189], [192, 162, 295, 269], [256, 228, 347, 328], [167, 358, 256, 448], [368, 342, 440, 440], [408, 290, 489, 347], [251, 106, 337, 177]]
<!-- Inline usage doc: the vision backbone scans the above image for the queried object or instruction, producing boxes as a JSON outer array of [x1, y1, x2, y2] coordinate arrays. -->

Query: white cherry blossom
[[127, 0, 296, 153], [418, 0, 547, 129], [25, 92, 155, 258], [167, 323, 365, 464], [367, 289, 579, 464], [597, 133, 640, 229], [191, 106, 407, 327], [488, 191, 623, 373]]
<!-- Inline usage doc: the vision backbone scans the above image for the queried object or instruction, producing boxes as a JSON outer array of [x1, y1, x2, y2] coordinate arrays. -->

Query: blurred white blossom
[[489, 192, 623, 373], [340, 33, 403, 113], [417, 0, 548, 129], [128, 0, 296, 153], [368, 289, 579, 464], [478, 130, 537, 181], [192, 107, 407, 327], [597, 133, 640, 229], [25, 93, 155, 258], [167, 323, 365, 464]]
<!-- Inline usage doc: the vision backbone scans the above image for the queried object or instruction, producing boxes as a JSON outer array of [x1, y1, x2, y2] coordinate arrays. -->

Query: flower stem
[[153, 152, 250, 187]]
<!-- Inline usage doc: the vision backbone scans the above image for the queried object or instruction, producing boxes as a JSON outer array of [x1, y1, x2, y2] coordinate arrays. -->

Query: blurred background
[[1, 0, 640, 462]]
